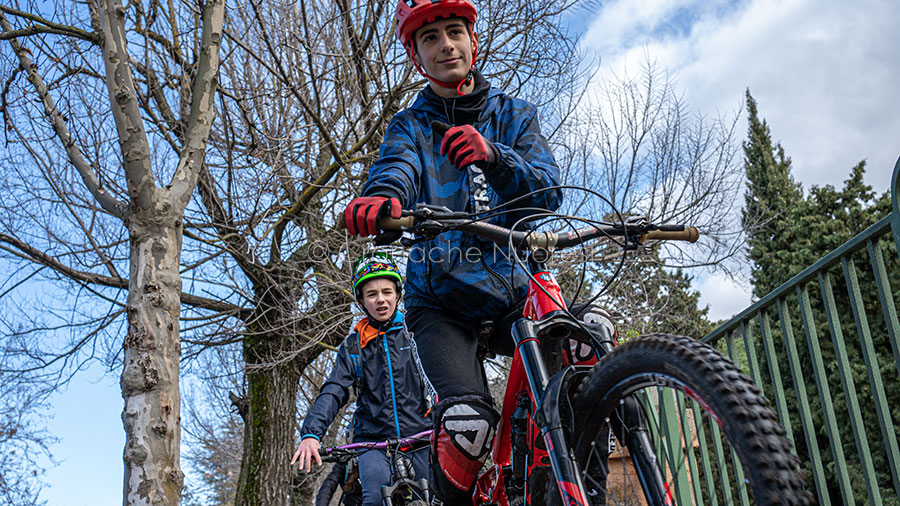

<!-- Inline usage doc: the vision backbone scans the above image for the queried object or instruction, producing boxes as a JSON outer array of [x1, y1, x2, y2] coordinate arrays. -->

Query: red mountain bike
[[379, 204, 813, 506]]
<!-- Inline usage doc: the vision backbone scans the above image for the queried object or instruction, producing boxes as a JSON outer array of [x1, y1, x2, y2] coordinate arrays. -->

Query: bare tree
[[0, 359, 55, 506], [0, 0, 226, 503], [2, 0, 661, 505], [544, 59, 743, 334], [179, 345, 246, 506], [556, 59, 743, 266]]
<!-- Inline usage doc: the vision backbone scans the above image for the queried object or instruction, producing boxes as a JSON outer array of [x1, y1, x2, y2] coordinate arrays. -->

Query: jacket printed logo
[[468, 165, 491, 214]]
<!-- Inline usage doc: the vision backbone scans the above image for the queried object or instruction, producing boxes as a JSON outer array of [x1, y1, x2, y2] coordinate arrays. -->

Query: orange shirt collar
[[354, 319, 383, 349]]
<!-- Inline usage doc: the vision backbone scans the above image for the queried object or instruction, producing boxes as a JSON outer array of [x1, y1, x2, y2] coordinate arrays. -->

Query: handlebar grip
[[642, 227, 700, 243], [337, 215, 414, 231], [379, 216, 415, 231]]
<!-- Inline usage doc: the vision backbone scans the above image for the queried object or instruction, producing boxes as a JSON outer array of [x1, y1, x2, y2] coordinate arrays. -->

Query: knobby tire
[[569, 334, 814, 505]]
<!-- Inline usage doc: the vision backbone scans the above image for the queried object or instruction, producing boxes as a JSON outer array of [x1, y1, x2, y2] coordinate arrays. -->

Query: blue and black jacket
[[300, 311, 430, 443], [363, 73, 563, 321]]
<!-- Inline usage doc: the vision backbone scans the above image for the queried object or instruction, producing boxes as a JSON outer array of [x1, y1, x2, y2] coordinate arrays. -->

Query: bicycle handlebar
[[318, 430, 433, 462], [643, 228, 700, 242], [379, 216, 416, 230], [378, 213, 699, 250]]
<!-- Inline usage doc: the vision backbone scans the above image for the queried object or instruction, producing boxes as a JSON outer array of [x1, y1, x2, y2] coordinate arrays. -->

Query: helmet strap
[[456, 69, 474, 95]]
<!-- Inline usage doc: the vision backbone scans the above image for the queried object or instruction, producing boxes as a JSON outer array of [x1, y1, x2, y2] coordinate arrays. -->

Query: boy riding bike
[[342, 1, 594, 503], [292, 253, 430, 506]]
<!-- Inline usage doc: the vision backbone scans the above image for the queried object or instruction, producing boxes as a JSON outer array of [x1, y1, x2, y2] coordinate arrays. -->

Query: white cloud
[[695, 272, 753, 322], [581, 0, 900, 193], [580, 0, 900, 320]]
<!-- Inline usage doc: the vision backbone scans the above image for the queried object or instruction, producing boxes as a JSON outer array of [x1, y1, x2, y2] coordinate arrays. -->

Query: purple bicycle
[[319, 430, 432, 506]]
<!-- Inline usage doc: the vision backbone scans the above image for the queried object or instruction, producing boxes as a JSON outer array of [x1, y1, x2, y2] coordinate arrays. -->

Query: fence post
[[892, 155, 900, 259]]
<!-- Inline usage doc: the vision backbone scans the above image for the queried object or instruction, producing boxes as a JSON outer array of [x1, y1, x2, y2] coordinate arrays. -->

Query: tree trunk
[[121, 211, 185, 505], [236, 331, 302, 506]]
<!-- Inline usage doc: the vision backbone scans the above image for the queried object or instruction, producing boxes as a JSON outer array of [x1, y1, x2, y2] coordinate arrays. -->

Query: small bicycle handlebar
[[318, 430, 433, 462]]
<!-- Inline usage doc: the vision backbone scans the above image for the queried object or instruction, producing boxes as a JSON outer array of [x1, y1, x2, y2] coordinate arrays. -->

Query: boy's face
[[413, 17, 474, 95], [360, 277, 400, 322]]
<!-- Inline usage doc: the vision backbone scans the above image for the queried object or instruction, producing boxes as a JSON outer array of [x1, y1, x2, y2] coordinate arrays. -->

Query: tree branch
[[0, 11, 127, 219], [98, 0, 157, 210], [167, 0, 226, 207], [0, 233, 248, 317], [0, 5, 100, 43]]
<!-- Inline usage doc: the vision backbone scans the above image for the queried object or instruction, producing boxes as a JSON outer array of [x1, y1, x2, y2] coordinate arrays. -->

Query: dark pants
[[407, 302, 597, 399], [406, 306, 511, 504], [358, 446, 429, 506], [407, 307, 497, 400], [407, 303, 608, 505]]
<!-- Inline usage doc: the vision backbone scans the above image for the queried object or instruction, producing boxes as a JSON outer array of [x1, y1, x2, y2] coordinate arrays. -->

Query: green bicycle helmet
[[351, 252, 403, 299]]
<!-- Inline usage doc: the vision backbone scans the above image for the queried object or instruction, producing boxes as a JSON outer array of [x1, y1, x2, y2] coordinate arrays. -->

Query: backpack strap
[[345, 331, 363, 394]]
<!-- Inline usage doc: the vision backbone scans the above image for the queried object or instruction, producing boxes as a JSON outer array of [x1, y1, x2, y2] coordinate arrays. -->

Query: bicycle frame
[[472, 260, 602, 506], [376, 207, 699, 505]]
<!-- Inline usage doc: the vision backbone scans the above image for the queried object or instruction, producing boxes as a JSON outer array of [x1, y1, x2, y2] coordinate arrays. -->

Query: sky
[[33, 0, 900, 504], [573, 0, 900, 321]]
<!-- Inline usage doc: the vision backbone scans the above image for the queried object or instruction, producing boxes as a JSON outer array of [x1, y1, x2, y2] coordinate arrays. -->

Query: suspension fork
[[611, 396, 672, 506], [512, 318, 591, 506]]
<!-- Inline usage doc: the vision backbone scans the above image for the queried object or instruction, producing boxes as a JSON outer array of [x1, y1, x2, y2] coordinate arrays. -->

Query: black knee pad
[[429, 394, 499, 503]]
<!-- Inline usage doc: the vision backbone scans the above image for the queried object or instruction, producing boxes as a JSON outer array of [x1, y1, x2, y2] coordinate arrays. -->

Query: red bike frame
[[472, 270, 596, 506], [377, 207, 696, 505]]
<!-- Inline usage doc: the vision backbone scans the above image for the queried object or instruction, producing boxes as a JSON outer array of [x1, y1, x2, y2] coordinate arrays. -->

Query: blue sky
[[33, 0, 900, 503], [581, 0, 898, 193], [37, 364, 123, 506]]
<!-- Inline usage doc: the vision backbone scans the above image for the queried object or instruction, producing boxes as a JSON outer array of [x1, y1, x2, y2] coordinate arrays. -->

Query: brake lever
[[400, 219, 450, 245], [412, 203, 470, 220], [611, 216, 652, 251]]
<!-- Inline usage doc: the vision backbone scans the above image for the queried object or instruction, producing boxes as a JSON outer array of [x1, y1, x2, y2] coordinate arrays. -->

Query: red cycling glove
[[439, 124, 499, 170], [343, 196, 401, 236]]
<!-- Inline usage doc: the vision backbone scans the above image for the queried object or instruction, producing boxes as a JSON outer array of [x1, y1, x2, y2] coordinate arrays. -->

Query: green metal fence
[[683, 156, 900, 505]]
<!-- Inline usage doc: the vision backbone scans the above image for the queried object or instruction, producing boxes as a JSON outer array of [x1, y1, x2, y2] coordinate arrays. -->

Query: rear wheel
[[570, 334, 814, 505]]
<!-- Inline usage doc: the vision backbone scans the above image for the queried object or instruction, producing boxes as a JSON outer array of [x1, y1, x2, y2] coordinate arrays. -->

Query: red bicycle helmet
[[395, 0, 479, 93]]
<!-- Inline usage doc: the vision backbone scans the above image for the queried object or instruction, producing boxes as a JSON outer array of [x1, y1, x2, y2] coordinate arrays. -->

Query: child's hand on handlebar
[[291, 437, 322, 473]]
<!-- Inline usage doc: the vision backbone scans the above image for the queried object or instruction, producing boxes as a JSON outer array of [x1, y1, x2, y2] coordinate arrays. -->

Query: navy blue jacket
[[363, 83, 563, 321], [300, 312, 430, 443]]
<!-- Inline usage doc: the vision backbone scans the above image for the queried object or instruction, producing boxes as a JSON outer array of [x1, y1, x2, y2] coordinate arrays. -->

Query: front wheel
[[571, 334, 814, 505]]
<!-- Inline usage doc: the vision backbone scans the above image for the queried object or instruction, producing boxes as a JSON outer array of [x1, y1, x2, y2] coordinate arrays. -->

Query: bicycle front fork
[[511, 317, 593, 506]]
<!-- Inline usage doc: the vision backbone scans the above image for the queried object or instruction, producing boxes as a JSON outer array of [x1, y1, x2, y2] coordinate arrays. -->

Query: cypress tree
[[741, 91, 897, 503], [741, 90, 805, 296]]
